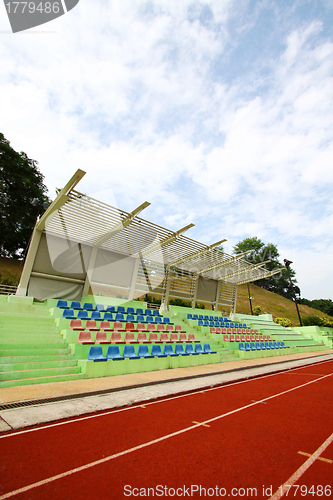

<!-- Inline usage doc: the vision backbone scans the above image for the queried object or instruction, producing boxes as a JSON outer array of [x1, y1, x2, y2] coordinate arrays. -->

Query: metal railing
[[0, 284, 18, 295]]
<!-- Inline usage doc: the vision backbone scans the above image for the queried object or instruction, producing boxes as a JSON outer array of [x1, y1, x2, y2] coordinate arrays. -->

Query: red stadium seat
[[170, 333, 181, 343], [174, 325, 186, 333], [223, 334, 229, 342], [99, 321, 112, 331], [188, 333, 200, 343], [210, 327, 216, 334], [124, 331, 138, 343], [137, 323, 146, 332], [215, 327, 221, 334], [148, 332, 161, 343], [112, 321, 125, 331], [95, 331, 110, 344], [85, 320, 99, 331], [160, 333, 172, 343], [157, 324, 166, 332], [125, 322, 137, 332], [78, 331, 95, 344], [69, 319, 84, 331], [179, 333, 190, 343], [110, 331, 125, 343], [137, 332, 149, 343]]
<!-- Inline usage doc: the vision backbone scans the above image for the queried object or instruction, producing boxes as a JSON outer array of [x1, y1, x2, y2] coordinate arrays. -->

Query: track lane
[[1, 360, 332, 499]]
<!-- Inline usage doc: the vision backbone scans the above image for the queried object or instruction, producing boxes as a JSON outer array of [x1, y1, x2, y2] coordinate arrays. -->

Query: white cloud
[[0, 1, 332, 299]]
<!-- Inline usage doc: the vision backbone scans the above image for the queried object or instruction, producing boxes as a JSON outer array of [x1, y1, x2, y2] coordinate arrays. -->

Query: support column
[[128, 257, 140, 302], [214, 280, 221, 312], [160, 266, 171, 313], [230, 283, 238, 316], [16, 227, 42, 297], [191, 275, 199, 309], [82, 245, 98, 296]]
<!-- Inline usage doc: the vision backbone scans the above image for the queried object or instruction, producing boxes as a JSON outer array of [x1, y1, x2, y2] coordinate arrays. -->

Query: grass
[[0, 257, 331, 327]]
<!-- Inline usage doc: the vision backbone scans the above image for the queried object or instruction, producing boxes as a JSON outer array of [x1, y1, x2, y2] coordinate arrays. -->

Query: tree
[[233, 236, 300, 299], [0, 133, 49, 258]]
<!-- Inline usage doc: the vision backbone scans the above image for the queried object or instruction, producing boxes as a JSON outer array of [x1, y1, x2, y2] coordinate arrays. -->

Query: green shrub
[[253, 305, 262, 316], [302, 315, 324, 326], [274, 317, 292, 328]]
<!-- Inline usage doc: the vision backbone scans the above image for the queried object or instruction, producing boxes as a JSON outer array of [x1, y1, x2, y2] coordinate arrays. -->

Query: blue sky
[[1, 0, 332, 300]]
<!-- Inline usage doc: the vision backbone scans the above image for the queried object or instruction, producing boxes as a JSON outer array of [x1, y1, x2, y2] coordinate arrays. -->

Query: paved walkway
[[1, 350, 333, 432]]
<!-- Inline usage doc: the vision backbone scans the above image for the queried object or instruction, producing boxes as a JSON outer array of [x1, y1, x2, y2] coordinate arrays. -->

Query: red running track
[[0, 359, 333, 499]]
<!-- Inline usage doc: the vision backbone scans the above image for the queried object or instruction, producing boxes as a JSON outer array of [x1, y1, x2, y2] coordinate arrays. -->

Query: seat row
[[239, 342, 289, 351], [210, 327, 260, 335], [88, 343, 217, 361], [188, 314, 231, 321], [199, 320, 247, 328], [69, 320, 185, 333], [62, 310, 173, 324], [223, 334, 273, 343], [78, 330, 199, 344], [57, 301, 161, 316]]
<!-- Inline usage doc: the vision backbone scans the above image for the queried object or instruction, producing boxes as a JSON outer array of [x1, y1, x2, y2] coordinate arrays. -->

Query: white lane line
[[0, 371, 332, 500], [1, 357, 332, 440], [269, 431, 333, 500]]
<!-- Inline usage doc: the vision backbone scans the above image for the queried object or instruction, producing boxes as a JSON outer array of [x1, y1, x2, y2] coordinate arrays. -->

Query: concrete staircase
[[0, 296, 84, 388]]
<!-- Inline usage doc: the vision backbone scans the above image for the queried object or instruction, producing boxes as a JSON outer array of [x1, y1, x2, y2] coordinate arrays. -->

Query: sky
[[1, 0, 332, 300]]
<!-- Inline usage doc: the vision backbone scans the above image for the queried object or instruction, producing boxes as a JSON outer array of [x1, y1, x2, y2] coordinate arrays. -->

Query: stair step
[[0, 354, 75, 363], [0, 365, 82, 381], [0, 348, 72, 356], [0, 373, 85, 388], [0, 360, 78, 371]]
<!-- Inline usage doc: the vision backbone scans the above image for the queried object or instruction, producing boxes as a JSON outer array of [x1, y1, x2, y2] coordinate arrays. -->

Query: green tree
[[0, 133, 49, 258], [233, 237, 300, 299]]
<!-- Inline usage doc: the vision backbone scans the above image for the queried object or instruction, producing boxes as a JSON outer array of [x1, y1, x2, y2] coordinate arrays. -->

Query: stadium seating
[[88, 346, 107, 361], [78, 331, 95, 344], [106, 345, 124, 360], [138, 345, 154, 359], [95, 331, 110, 344], [123, 345, 140, 360]]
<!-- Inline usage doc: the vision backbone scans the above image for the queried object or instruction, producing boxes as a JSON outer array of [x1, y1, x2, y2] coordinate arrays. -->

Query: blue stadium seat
[[127, 307, 135, 315], [115, 313, 125, 322], [203, 344, 217, 354], [77, 310, 89, 320], [126, 314, 137, 323], [164, 345, 178, 357], [117, 306, 125, 313], [153, 310, 161, 316], [62, 309, 75, 319], [88, 346, 107, 362], [155, 317, 162, 324], [250, 342, 256, 351], [146, 315, 154, 323], [255, 342, 262, 350], [203, 315, 209, 320], [91, 311, 102, 321], [83, 303, 94, 311], [106, 345, 124, 360], [57, 300, 69, 309], [260, 342, 266, 350], [280, 341, 289, 348], [175, 344, 189, 356], [198, 320, 204, 326], [194, 344, 207, 354], [203, 321, 209, 327], [106, 305, 115, 313], [138, 345, 154, 359], [70, 301, 83, 310], [244, 342, 251, 351], [123, 345, 140, 360], [136, 308, 144, 315], [187, 314, 193, 319], [145, 309, 152, 316], [104, 312, 114, 321], [192, 314, 198, 320], [136, 314, 147, 324], [239, 342, 245, 351], [264, 342, 270, 349], [163, 317, 173, 324], [151, 345, 167, 358], [96, 304, 106, 312], [185, 344, 199, 355]]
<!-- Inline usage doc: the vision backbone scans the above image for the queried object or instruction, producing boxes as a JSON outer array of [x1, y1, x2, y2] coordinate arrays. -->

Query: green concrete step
[[0, 365, 82, 381], [0, 360, 78, 371], [0, 336, 67, 344], [0, 354, 76, 363], [0, 372, 85, 388], [0, 347, 72, 356]]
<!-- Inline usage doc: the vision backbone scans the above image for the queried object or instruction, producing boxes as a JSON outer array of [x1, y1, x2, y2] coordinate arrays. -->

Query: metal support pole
[[16, 226, 42, 297], [128, 257, 141, 302], [247, 283, 253, 315], [284, 259, 303, 327], [160, 266, 171, 313], [214, 281, 220, 312], [191, 275, 199, 309]]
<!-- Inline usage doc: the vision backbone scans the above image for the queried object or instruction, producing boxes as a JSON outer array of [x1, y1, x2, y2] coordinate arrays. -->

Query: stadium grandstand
[[1, 169, 332, 388]]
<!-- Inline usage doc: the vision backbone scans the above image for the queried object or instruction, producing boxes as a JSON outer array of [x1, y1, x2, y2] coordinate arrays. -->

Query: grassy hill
[[237, 283, 332, 326], [0, 257, 331, 327]]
